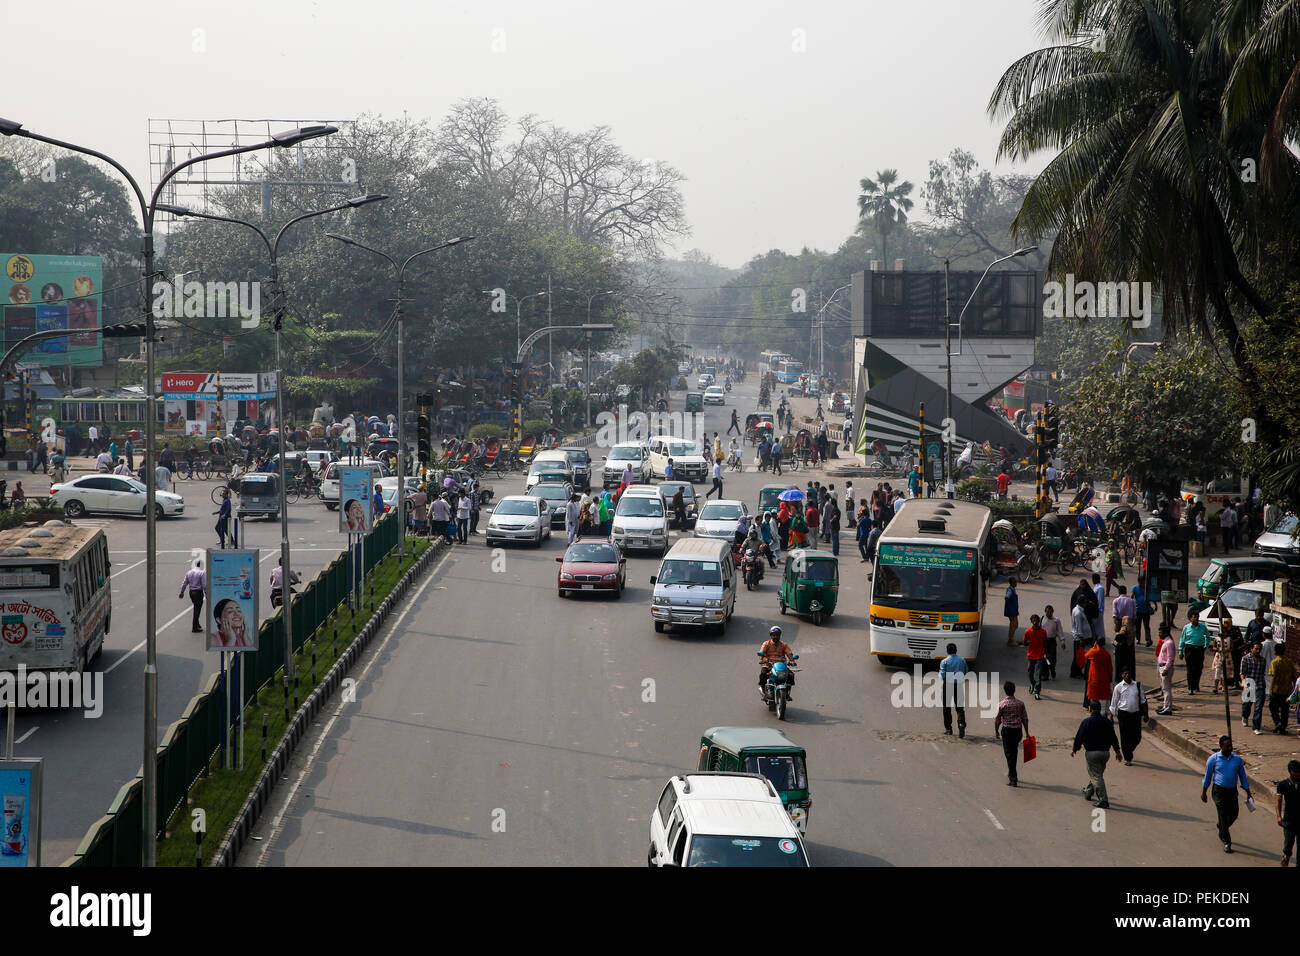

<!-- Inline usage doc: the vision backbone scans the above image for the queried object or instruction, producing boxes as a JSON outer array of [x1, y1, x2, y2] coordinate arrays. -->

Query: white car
[[647, 435, 709, 483], [484, 495, 551, 547], [647, 772, 810, 867], [703, 386, 726, 406], [1201, 580, 1274, 638], [695, 500, 749, 540], [697, 373, 715, 389], [612, 487, 670, 555], [320, 460, 388, 510], [375, 476, 423, 514], [51, 475, 185, 519], [602, 442, 650, 489]]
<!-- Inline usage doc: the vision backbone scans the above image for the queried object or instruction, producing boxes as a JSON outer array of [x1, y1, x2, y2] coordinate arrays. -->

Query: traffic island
[[146, 535, 441, 866]]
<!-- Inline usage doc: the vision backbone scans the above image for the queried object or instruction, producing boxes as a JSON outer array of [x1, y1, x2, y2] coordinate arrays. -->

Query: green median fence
[[66, 512, 405, 866]]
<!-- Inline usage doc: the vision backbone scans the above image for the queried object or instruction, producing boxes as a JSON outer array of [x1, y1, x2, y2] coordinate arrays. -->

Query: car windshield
[[666, 442, 699, 456], [495, 500, 538, 516], [661, 483, 694, 501], [687, 835, 805, 867], [1267, 514, 1298, 536], [872, 544, 979, 610], [743, 755, 807, 791], [699, 503, 742, 521], [1202, 564, 1224, 584], [123, 478, 147, 493], [617, 496, 663, 517], [610, 448, 641, 461], [567, 543, 617, 563], [1219, 589, 1272, 613], [657, 559, 721, 585], [532, 487, 568, 503], [759, 489, 790, 511], [563, 450, 589, 465]]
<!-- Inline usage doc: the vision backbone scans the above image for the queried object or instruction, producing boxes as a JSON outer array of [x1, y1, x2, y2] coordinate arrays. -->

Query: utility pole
[[547, 273, 553, 382]]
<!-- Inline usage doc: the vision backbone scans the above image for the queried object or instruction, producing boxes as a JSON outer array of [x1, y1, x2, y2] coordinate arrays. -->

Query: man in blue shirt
[[856, 511, 873, 563], [664, 458, 675, 481], [939, 642, 968, 738], [1201, 735, 1252, 853], [372, 484, 385, 518]]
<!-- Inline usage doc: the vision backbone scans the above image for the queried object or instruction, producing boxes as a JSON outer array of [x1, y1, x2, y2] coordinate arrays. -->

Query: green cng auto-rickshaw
[[697, 726, 811, 832], [758, 486, 796, 515], [685, 392, 704, 413], [778, 549, 839, 625]]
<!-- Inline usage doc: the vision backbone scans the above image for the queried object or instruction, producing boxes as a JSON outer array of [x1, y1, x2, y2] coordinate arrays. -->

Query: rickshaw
[[1038, 512, 1081, 575], [758, 384, 771, 409], [481, 436, 501, 470], [518, 434, 537, 459], [793, 428, 816, 467], [777, 549, 839, 626], [1105, 503, 1142, 565], [236, 472, 280, 521], [697, 726, 811, 833], [745, 412, 775, 445], [1068, 482, 1096, 514], [991, 518, 1040, 579], [685, 392, 704, 413]]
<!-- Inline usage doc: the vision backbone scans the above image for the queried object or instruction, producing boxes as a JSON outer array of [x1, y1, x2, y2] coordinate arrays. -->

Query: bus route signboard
[[879, 543, 977, 570]]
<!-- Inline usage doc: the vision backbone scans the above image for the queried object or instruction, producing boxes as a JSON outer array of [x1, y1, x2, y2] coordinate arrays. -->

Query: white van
[[648, 435, 709, 483], [650, 537, 736, 634], [613, 486, 670, 555], [320, 460, 386, 510], [526, 450, 575, 491]]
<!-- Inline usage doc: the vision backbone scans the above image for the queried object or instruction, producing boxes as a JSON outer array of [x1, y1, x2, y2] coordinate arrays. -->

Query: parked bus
[[0, 524, 111, 673], [774, 359, 804, 385], [759, 350, 791, 379], [869, 499, 993, 664]]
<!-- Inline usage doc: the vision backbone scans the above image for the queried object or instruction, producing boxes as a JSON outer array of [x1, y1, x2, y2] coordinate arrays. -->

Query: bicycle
[[727, 450, 744, 473]]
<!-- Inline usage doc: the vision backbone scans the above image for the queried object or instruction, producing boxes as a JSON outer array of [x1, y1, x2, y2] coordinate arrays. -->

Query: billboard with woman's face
[[206, 548, 258, 652], [339, 467, 373, 534]]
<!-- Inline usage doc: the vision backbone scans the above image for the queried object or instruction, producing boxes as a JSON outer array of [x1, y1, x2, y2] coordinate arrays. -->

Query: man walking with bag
[[994, 681, 1030, 787], [1109, 667, 1148, 764], [1072, 701, 1122, 809]]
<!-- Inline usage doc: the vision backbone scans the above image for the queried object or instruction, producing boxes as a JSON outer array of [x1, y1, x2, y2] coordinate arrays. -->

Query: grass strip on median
[[156, 536, 432, 867]]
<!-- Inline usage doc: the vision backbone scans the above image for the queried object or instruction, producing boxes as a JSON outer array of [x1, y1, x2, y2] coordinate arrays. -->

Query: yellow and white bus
[[0, 523, 111, 673], [869, 499, 993, 664]]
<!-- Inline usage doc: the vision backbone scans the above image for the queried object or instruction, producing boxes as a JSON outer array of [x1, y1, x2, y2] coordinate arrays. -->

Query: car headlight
[[704, 598, 723, 607], [602, 573, 618, 581], [561, 572, 574, 580], [613, 525, 626, 535]]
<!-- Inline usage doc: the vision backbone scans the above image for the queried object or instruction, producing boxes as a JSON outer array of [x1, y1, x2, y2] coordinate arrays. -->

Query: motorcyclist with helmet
[[758, 625, 796, 698]]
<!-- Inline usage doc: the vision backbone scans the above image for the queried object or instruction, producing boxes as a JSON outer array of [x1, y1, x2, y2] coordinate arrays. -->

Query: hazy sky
[[7, 0, 1048, 269]]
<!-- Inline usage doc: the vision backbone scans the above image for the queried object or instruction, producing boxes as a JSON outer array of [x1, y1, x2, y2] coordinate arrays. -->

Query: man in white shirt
[[892, 492, 905, 514], [1109, 667, 1148, 764], [155, 463, 171, 492], [621, 463, 634, 487], [95, 450, 113, 471], [565, 493, 583, 545], [113, 459, 130, 475], [1042, 604, 1064, 680], [1044, 463, 1059, 501], [87, 424, 100, 455], [706, 460, 724, 500]]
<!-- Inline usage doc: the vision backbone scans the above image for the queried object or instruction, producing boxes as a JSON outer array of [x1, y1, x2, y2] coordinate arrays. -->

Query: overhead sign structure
[[206, 548, 259, 652], [339, 467, 374, 534], [162, 371, 278, 435], [2, 254, 104, 367]]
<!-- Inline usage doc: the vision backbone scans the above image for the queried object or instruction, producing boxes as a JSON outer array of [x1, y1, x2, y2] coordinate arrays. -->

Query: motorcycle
[[724, 380, 732, 392], [270, 584, 297, 608], [757, 653, 799, 721], [742, 549, 764, 590]]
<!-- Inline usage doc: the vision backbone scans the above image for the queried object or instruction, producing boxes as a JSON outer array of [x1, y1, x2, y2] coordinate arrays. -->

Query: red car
[[556, 541, 627, 599]]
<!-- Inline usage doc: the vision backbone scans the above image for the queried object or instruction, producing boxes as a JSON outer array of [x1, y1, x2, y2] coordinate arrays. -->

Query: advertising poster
[[2, 254, 103, 366], [339, 467, 374, 534], [0, 759, 43, 867], [163, 371, 275, 434], [206, 548, 259, 652]]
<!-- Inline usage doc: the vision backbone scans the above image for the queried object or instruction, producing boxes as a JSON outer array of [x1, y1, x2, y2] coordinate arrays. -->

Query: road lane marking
[[103, 605, 207, 674], [983, 808, 1004, 831], [15, 727, 37, 744], [257, 544, 453, 867], [111, 558, 147, 578]]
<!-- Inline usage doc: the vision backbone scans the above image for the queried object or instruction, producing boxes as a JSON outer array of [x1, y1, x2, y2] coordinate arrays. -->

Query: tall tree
[[856, 169, 914, 267]]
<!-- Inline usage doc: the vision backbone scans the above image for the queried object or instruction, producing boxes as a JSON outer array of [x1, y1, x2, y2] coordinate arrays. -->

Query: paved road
[[253, 378, 1286, 867], [8, 475, 354, 863]]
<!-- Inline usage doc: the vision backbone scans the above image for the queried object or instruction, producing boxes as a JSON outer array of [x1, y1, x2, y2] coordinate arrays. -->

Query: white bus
[[0, 524, 111, 673], [759, 350, 791, 379], [869, 499, 993, 664]]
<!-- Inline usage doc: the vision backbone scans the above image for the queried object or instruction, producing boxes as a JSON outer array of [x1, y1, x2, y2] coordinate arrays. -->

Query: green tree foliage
[[1061, 340, 1241, 496], [856, 170, 914, 267]]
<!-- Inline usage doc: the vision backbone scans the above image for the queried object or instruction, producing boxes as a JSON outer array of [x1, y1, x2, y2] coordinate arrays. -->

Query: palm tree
[[857, 170, 914, 267], [989, 0, 1273, 380]]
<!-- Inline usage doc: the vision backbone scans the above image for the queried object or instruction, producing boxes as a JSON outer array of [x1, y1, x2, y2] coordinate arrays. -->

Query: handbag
[[1023, 735, 1038, 762]]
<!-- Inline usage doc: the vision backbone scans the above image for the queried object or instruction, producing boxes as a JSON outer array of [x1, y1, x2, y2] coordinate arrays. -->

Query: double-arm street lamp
[[0, 115, 336, 865], [328, 234, 475, 559], [945, 246, 1038, 496], [157, 195, 387, 708]]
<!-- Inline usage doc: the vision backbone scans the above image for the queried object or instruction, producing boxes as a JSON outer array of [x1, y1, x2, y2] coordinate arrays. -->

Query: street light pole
[[948, 246, 1038, 495], [161, 193, 385, 744], [585, 291, 617, 427], [1, 117, 337, 866], [330, 235, 475, 560]]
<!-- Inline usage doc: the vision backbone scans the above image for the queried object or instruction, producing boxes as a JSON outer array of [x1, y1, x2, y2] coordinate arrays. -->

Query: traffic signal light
[[1044, 403, 1060, 454], [417, 414, 431, 463], [101, 322, 149, 339]]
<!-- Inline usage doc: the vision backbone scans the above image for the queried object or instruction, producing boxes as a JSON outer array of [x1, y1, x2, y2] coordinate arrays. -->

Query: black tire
[[718, 614, 728, 635], [197, 463, 212, 480], [654, 621, 665, 633], [812, 609, 824, 627], [776, 693, 787, 720], [285, 488, 299, 505], [614, 584, 623, 600], [1059, 550, 1075, 575], [64, 499, 86, 518], [210, 486, 226, 505], [558, 588, 565, 598], [779, 597, 787, 614], [154, 504, 165, 520]]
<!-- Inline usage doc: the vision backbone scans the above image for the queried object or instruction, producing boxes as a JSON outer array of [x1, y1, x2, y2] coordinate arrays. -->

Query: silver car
[[484, 495, 551, 547], [695, 500, 748, 540]]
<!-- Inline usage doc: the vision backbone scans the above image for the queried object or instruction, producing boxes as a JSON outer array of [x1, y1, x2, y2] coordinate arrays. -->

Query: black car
[[561, 446, 593, 492]]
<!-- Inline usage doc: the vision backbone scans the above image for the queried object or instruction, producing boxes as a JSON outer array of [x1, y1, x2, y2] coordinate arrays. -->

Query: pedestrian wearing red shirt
[[1084, 636, 1114, 711], [996, 472, 1011, 499], [805, 501, 820, 550], [1023, 614, 1048, 699]]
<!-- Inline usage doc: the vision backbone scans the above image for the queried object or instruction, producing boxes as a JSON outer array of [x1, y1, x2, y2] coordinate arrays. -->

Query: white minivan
[[526, 450, 575, 491], [612, 486, 670, 555], [650, 537, 736, 634], [647, 435, 709, 483]]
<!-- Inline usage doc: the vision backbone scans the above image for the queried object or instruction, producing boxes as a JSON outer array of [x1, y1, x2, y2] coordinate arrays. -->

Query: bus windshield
[[872, 543, 979, 610]]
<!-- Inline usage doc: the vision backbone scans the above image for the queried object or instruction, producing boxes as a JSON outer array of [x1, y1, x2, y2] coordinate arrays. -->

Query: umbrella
[[778, 489, 806, 502]]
